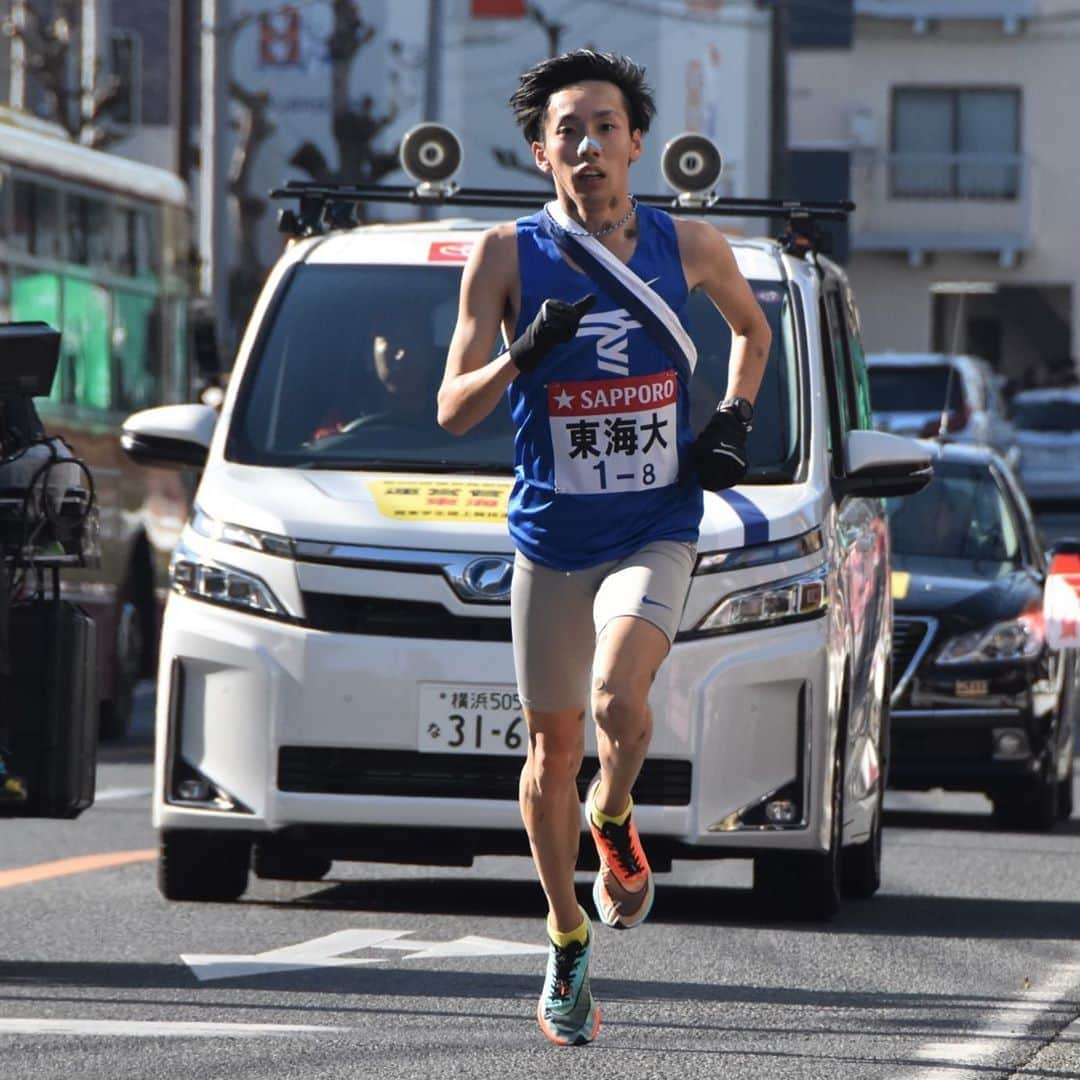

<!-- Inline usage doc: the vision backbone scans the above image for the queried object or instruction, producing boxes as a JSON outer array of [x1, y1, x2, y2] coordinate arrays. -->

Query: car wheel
[[843, 677, 889, 899], [158, 829, 251, 902], [252, 838, 333, 882], [841, 794, 882, 899], [754, 742, 843, 922], [991, 760, 1058, 832], [1057, 769, 1074, 821], [97, 594, 143, 741]]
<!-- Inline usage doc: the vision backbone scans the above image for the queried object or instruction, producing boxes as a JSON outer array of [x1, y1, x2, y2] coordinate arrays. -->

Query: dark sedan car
[[885, 442, 1080, 830]]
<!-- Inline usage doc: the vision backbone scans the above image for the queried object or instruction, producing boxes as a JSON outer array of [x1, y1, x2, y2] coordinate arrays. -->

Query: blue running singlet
[[507, 203, 703, 571]]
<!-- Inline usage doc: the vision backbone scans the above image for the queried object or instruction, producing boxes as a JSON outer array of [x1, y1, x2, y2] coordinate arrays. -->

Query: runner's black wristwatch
[[719, 396, 754, 430]]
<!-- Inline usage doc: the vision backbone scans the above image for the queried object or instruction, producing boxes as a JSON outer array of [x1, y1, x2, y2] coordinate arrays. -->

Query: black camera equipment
[[0, 321, 100, 819]]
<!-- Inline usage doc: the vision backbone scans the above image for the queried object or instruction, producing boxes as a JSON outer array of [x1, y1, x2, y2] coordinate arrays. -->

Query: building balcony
[[855, 0, 1034, 33], [850, 151, 1031, 266]]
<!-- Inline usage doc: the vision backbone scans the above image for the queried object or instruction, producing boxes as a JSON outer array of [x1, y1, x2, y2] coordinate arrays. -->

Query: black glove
[[692, 406, 749, 491], [509, 294, 596, 373]]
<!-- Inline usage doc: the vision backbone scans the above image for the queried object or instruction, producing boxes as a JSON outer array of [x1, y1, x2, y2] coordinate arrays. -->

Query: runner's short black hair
[[509, 49, 656, 144]]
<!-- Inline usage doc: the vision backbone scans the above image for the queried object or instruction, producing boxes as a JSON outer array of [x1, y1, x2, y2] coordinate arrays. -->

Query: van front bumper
[[154, 594, 837, 857]]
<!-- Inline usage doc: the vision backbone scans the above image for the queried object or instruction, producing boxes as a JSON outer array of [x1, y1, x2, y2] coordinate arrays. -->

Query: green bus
[[0, 113, 199, 738]]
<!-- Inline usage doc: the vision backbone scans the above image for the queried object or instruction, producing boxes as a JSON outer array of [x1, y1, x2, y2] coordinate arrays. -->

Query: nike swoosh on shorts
[[641, 595, 671, 610]]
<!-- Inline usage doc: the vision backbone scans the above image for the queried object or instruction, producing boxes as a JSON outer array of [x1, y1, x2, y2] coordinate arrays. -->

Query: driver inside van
[[310, 325, 440, 441]]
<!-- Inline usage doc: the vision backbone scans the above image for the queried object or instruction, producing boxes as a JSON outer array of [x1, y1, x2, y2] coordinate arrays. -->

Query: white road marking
[[906, 961, 1080, 1079], [94, 787, 152, 802], [400, 934, 548, 960], [183, 928, 404, 981], [183, 928, 547, 982], [0, 1018, 345, 1038]]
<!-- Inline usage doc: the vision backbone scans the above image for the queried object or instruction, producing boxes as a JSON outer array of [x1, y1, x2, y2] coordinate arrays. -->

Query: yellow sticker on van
[[368, 480, 511, 523], [891, 571, 910, 600]]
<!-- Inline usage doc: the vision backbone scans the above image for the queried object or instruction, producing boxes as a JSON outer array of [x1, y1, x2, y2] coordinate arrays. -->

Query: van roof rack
[[269, 179, 853, 257]]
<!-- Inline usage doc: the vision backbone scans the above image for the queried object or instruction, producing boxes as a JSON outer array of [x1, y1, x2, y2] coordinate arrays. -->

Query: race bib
[[547, 370, 679, 495]]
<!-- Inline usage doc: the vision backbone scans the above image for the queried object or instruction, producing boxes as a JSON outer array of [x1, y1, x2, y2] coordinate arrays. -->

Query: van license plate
[[418, 683, 526, 756]]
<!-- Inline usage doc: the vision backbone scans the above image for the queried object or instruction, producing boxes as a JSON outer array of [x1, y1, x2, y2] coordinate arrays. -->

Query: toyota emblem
[[459, 556, 514, 601]]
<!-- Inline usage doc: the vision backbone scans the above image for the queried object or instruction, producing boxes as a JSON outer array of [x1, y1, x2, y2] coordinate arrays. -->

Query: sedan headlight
[[936, 611, 1044, 665], [170, 541, 288, 616], [693, 565, 828, 636]]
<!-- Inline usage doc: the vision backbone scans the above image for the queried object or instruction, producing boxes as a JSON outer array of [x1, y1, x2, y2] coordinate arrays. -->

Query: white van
[[123, 158, 930, 922]]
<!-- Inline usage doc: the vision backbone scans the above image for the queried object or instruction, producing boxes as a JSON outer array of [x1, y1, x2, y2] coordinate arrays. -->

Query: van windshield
[[227, 264, 801, 480]]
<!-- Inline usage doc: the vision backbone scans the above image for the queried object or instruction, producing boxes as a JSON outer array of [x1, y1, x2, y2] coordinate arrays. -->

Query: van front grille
[[278, 748, 692, 805], [300, 593, 511, 641]]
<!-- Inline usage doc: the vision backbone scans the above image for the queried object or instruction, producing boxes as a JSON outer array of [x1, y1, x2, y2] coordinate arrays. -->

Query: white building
[[790, 0, 1079, 386]]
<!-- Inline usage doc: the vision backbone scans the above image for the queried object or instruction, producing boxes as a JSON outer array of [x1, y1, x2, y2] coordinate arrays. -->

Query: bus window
[[11, 179, 31, 252], [13, 178, 62, 260], [68, 193, 89, 265], [63, 277, 112, 410], [112, 207, 135, 277], [114, 290, 161, 410], [85, 198, 112, 267], [133, 209, 157, 277], [11, 270, 63, 396], [0, 171, 9, 241]]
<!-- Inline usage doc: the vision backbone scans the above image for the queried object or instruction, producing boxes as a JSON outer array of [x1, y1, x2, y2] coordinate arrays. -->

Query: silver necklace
[[547, 196, 638, 239]]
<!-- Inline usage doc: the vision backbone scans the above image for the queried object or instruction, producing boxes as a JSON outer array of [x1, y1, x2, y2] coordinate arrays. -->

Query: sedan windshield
[[886, 461, 1024, 576], [1012, 396, 1080, 433], [227, 263, 801, 480]]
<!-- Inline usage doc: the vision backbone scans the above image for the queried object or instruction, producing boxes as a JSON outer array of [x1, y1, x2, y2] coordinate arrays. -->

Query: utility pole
[[423, 0, 443, 123], [8, 0, 26, 110], [172, 0, 196, 186], [768, 0, 790, 199], [420, 0, 444, 220], [200, 0, 231, 351], [80, 0, 108, 141]]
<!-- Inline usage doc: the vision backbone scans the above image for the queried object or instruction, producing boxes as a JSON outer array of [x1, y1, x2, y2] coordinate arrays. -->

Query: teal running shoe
[[536, 916, 601, 1046]]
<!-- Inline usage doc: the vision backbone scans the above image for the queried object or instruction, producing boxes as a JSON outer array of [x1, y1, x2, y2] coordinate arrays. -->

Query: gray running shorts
[[510, 540, 696, 713]]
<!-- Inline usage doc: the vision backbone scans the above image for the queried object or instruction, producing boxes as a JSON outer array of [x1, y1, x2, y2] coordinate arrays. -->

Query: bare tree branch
[[287, 1, 404, 219]]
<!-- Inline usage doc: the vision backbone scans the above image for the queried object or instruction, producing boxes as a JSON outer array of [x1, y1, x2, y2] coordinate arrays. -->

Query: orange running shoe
[[586, 775, 654, 930]]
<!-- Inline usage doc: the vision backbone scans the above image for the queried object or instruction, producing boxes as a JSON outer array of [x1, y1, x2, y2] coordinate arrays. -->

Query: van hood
[[196, 465, 821, 554]]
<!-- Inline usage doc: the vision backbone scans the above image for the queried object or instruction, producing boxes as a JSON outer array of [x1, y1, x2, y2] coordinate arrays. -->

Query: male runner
[[437, 49, 771, 1046]]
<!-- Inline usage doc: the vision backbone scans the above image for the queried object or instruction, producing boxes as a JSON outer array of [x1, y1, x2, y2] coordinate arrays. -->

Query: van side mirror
[[120, 404, 217, 469], [841, 430, 933, 498]]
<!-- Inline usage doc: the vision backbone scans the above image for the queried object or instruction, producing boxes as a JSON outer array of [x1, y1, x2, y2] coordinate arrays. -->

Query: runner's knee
[[592, 678, 651, 742], [526, 730, 584, 796]]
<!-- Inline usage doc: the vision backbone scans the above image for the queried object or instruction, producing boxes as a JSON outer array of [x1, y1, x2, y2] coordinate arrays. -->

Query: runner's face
[[532, 81, 642, 209]]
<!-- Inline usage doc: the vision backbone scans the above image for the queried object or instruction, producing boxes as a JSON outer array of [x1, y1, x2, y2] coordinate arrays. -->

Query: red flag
[[471, 0, 527, 16]]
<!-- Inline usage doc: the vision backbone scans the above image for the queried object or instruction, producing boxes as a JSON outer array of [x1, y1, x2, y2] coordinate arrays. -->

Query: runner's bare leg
[[590, 616, 669, 816], [519, 706, 587, 932]]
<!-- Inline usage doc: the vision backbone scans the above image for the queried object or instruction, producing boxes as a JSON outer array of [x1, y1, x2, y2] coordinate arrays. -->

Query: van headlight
[[190, 506, 294, 557], [693, 565, 828, 636], [170, 541, 287, 616], [936, 611, 1044, 665]]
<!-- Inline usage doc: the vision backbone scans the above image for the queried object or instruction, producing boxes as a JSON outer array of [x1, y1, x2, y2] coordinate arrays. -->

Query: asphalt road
[[2, 684, 1080, 1080]]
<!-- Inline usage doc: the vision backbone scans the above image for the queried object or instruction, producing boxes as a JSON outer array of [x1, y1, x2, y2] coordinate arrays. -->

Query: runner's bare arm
[[677, 219, 772, 403], [437, 227, 519, 435]]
